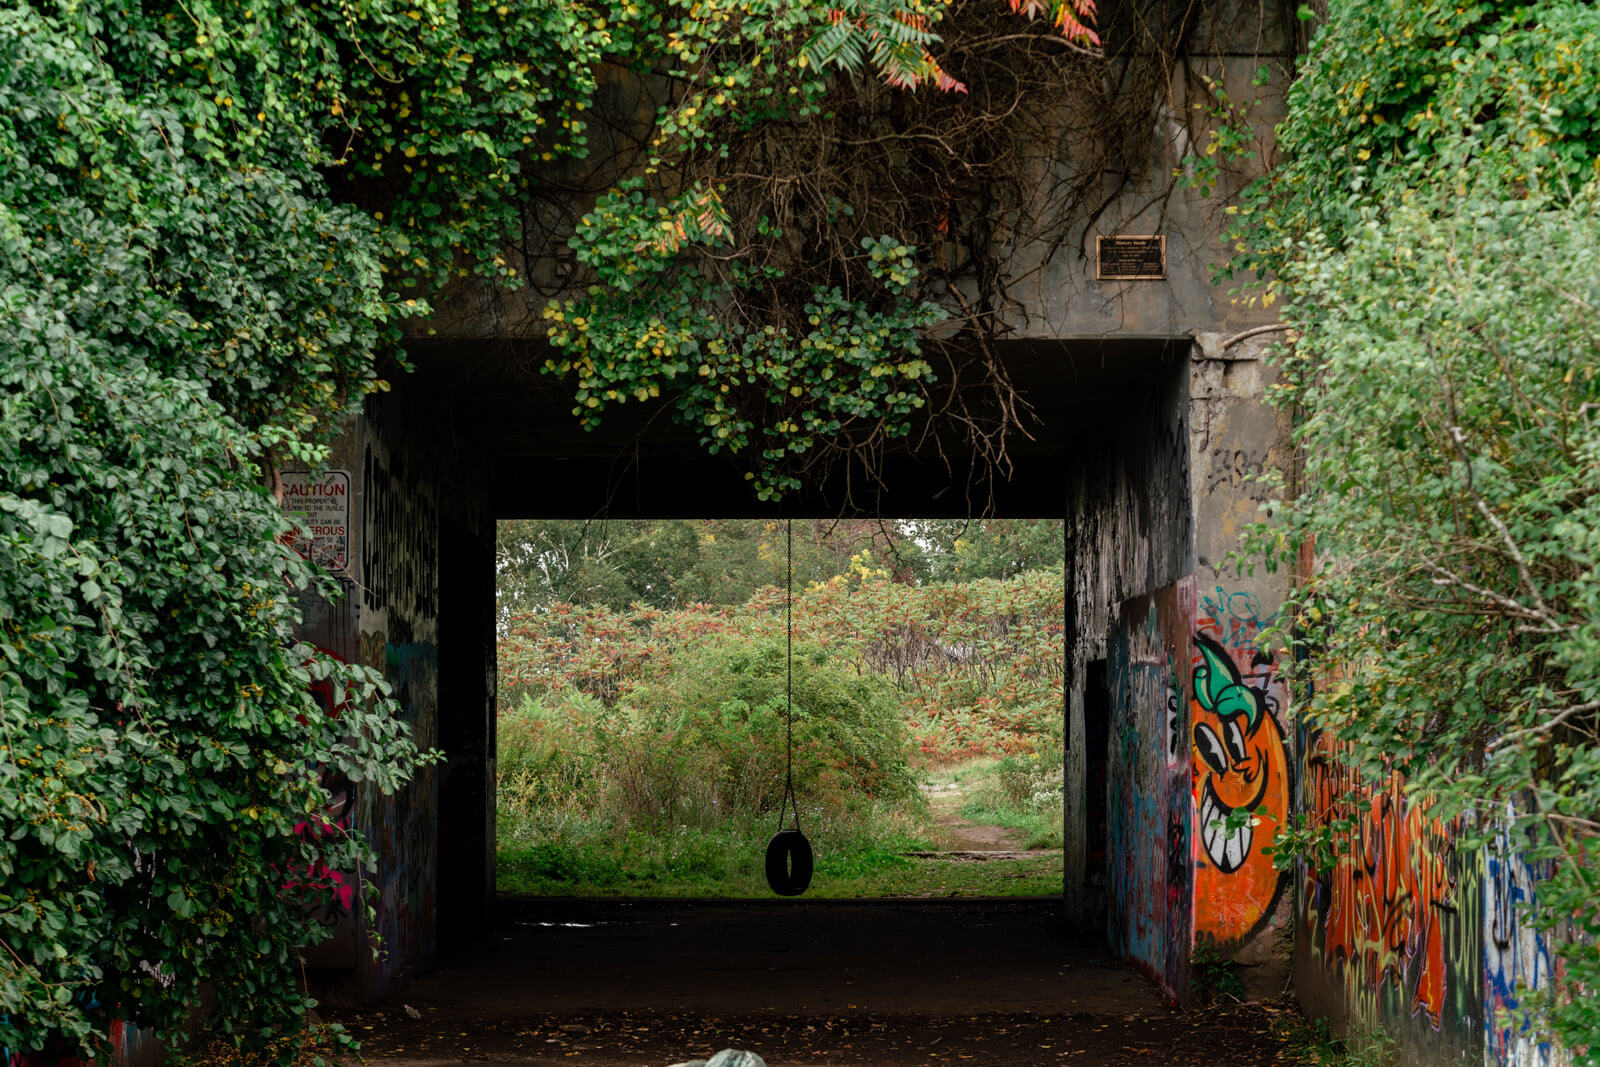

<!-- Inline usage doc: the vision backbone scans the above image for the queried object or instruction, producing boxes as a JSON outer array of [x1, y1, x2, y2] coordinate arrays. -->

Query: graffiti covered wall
[[1285, 566, 1570, 1065], [1, 1003, 158, 1066], [361, 638, 440, 994], [1185, 332, 1298, 993], [1063, 349, 1194, 928], [1484, 802, 1570, 1067], [1294, 727, 1486, 1063], [1108, 578, 1196, 998], [350, 396, 444, 997], [279, 363, 495, 1001], [1191, 588, 1291, 957]]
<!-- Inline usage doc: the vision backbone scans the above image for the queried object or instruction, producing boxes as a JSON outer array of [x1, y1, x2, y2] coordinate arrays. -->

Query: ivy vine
[[0, 0, 1197, 1058]]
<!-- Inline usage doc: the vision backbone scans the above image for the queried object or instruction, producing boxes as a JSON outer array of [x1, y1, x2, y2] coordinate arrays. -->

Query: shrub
[[498, 637, 920, 832], [625, 636, 921, 818], [992, 753, 1065, 815], [497, 565, 1067, 763]]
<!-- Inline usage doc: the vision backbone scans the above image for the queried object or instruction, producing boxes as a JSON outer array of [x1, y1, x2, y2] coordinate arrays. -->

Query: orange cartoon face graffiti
[[1192, 631, 1290, 947]]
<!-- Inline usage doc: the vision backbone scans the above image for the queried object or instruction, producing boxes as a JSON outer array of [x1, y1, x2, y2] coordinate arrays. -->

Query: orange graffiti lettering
[[1304, 731, 1459, 1028]]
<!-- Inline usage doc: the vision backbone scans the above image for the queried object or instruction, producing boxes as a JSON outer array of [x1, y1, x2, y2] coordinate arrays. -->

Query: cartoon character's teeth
[[1200, 780, 1253, 874], [1224, 826, 1246, 871]]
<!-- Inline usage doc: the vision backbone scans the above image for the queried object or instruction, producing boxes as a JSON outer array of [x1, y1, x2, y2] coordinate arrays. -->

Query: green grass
[[496, 817, 927, 897], [495, 756, 1066, 899], [497, 833, 1062, 898], [493, 681, 1067, 899], [495, 802, 946, 897]]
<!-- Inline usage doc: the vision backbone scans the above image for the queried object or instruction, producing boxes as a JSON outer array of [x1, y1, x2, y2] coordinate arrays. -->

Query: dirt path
[[922, 777, 1025, 851], [313, 898, 1289, 1067]]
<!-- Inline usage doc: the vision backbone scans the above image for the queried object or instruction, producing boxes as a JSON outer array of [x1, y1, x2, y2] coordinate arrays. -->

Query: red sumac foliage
[[499, 567, 1063, 763]]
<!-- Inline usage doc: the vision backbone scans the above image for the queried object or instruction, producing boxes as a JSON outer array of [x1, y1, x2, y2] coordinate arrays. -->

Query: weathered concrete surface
[[1062, 343, 1193, 934], [310, 0, 1311, 1038], [413, 28, 1290, 346], [1106, 579, 1197, 1001], [1056, 331, 1295, 1003], [1186, 331, 1295, 997]]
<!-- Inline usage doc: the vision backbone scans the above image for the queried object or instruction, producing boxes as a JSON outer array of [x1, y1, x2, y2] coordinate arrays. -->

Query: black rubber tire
[[764, 829, 813, 896]]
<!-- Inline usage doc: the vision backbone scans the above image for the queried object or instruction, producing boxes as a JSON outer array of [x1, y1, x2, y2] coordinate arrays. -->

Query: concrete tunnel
[[275, 0, 1317, 1029], [288, 328, 1298, 1009]]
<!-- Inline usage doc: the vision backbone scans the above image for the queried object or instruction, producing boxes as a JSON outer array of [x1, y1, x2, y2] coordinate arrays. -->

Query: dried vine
[[491, 0, 1234, 506]]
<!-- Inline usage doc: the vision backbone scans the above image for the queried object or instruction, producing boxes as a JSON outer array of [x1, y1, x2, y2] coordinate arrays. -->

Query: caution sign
[[281, 469, 351, 572]]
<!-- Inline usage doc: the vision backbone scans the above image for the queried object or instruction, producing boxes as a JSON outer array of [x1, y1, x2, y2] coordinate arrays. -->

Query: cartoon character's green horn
[[1193, 632, 1260, 726]]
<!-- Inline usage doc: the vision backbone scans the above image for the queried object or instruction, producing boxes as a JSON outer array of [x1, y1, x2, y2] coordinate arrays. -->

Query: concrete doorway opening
[[309, 334, 1298, 1062], [455, 335, 1193, 927], [492, 516, 1068, 902]]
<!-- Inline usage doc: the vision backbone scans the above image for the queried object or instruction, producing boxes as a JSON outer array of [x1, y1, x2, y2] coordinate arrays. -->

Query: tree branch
[[1445, 423, 1566, 633]]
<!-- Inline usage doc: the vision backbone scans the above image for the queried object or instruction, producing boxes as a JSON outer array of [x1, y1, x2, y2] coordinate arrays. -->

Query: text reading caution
[[281, 469, 351, 572]]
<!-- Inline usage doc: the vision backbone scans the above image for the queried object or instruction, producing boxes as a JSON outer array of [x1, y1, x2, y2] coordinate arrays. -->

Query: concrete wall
[[1294, 755, 1574, 1066], [1107, 578, 1197, 999], [1294, 727, 1486, 1063], [354, 394, 444, 996], [1483, 802, 1572, 1067], [289, 370, 498, 997], [1063, 331, 1296, 1001], [997, 56, 1289, 343], [1186, 331, 1297, 993], [1062, 346, 1193, 931], [415, 4, 1293, 346]]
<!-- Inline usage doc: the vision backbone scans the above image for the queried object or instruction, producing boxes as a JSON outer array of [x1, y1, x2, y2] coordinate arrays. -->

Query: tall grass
[[496, 638, 934, 895], [494, 569, 1068, 896], [498, 567, 1065, 763]]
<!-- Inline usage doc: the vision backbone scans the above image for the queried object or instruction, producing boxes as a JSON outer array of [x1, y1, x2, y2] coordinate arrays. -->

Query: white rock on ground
[[668, 1051, 766, 1067]]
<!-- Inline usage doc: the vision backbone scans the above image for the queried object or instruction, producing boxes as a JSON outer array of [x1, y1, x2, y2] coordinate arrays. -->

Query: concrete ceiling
[[398, 336, 1189, 518]]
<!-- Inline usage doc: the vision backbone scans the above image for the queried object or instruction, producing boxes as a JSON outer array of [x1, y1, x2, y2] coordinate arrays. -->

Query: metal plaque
[[1096, 235, 1166, 280]]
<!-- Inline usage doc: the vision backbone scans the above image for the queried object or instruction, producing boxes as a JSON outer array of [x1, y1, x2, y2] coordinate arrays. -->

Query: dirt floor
[[317, 897, 1291, 1066]]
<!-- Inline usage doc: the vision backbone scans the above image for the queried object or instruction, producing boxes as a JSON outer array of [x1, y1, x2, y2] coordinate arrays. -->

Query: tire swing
[[765, 519, 813, 897]]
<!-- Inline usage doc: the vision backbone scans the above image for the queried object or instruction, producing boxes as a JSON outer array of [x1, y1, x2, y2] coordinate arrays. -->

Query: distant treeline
[[495, 518, 1064, 619]]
